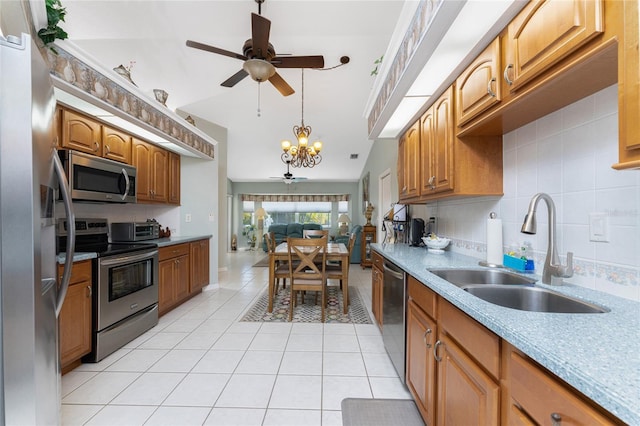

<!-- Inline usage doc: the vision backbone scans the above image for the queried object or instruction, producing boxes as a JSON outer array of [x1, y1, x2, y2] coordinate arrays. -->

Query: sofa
[[262, 223, 323, 251], [334, 225, 363, 264]]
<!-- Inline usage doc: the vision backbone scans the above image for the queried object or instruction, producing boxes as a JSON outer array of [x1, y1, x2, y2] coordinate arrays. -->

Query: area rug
[[252, 256, 270, 267], [341, 398, 424, 426], [241, 286, 372, 324]]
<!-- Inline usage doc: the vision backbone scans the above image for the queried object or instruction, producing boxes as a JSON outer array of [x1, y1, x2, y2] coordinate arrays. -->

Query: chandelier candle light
[[281, 69, 322, 168]]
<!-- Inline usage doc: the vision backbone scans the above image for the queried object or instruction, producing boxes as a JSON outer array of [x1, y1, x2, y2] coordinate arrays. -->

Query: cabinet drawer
[[58, 260, 92, 285], [408, 275, 437, 320], [159, 243, 190, 261], [438, 299, 500, 379], [372, 251, 383, 270], [509, 350, 617, 425]]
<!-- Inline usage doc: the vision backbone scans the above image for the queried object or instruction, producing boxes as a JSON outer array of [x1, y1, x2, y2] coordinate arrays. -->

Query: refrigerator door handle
[[53, 149, 75, 317]]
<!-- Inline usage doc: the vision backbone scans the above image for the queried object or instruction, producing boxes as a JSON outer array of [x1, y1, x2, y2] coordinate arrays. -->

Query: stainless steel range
[[57, 218, 159, 362]]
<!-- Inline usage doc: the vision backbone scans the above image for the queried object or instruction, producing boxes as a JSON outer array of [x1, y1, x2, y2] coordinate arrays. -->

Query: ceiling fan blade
[[251, 13, 271, 58], [272, 55, 325, 68], [221, 69, 249, 87], [186, 40, 247, 61], [268, 72, 295, 96]]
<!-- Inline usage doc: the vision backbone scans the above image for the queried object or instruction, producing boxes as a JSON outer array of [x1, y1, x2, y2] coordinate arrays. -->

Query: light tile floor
[[62, 250, 411, 425]]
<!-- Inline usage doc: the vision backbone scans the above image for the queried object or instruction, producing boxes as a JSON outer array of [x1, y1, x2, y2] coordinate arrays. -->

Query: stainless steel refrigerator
[[0, 33, 75, 425]]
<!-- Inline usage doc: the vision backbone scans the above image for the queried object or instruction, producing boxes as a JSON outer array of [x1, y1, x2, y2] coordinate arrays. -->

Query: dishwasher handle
[[383, 261, 405, 280]]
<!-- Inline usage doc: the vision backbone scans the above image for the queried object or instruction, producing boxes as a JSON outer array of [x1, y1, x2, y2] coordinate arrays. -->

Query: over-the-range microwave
[[58, 150, 137, 203]]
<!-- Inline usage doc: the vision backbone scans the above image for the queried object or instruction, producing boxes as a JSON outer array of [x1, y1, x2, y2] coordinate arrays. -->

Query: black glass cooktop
[[75, 242, 157, 257]]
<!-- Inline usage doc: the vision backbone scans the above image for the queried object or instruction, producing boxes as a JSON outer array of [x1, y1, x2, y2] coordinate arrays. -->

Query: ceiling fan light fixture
[[243, 58, 275, 82]]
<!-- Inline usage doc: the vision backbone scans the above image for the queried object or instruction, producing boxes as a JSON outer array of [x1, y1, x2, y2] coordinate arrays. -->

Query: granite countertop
[[151, 235, 212, 247], [372, 243, 640, 425]]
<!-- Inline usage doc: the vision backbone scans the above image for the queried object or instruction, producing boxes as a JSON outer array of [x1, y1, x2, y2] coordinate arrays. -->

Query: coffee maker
[[410, 218, 425, 246]]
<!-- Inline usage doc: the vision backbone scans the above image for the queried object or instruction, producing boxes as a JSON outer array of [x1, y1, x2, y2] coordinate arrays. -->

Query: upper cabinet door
[[102, 125, 132, 164], [61, 109, 102, 155], [431, 88, 454, 194], [504, 0, 604, 91], [456, 37, 502, 127]]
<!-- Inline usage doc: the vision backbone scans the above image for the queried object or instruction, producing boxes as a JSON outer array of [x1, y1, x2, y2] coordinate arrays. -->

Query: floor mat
[[341, 398, 424, 426], [240, 286, 372, 324]]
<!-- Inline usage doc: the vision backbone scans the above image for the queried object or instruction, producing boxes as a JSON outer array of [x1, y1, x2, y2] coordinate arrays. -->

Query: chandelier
[[281, 69, 322, 168]]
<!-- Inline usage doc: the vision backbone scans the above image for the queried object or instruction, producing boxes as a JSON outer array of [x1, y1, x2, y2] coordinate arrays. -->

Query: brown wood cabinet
[[435, 332, 500, 425], [58, 260, 92, 371], [158, 243, 190, 315], [504, 0, 604, 92], [406, 298, 437, 425], [404, 271, 622, 425], [102, 125, 132, 164], [399, 85, 502, 202], [398, 121, 420, 201], [61, 108, 102, 155], [132, 138, 169, 203], [456, 0, 634, 169], [407, 275, 499, 425], [371, 251, 384, 328], [168, 151, 181, 205], [615, 0, 640, 169], [190, 239, 210, 294], [504, 344, 619, 425], [455, 37, 503, 127], [360, 225, 376, 268]]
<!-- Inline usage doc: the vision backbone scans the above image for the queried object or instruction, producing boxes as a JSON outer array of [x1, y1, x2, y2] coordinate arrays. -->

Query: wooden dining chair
[[326, 231, 357, 311], [287, 236, 328, 322], [264, 232, 289, 295], [302, 229, 329, 239]]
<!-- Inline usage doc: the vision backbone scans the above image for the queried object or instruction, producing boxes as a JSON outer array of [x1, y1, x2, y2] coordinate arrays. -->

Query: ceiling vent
[[350, 154, 359, 159]]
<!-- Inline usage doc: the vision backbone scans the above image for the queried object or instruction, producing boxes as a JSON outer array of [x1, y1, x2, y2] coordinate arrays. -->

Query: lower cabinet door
[[406, 300, 437, 425], [59, 282, 92, 368], [435, 333, 500, 425]]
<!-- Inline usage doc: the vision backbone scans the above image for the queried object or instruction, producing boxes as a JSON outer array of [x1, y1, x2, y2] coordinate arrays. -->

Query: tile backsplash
[[421, 84, 640, 302]]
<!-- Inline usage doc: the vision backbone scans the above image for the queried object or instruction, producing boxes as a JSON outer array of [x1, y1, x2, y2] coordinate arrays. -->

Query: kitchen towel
[[486, 213, 503, 266]]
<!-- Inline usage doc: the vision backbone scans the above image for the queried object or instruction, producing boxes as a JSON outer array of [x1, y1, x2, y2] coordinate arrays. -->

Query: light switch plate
[[589, 213, 609, 242]]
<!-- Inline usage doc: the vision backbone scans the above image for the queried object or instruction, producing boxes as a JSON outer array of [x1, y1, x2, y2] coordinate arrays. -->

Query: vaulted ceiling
[[58, 0, 405, 183]]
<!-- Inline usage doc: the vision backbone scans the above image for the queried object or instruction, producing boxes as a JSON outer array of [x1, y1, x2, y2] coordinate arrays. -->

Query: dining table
[[268, 241, 350, 313]]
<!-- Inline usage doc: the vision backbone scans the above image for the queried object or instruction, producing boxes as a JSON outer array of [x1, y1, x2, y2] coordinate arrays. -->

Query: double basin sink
[[428, 269, 608, 313]]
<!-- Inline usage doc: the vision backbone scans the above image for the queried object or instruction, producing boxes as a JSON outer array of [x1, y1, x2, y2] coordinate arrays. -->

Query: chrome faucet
[[521, 193, 573, 285]]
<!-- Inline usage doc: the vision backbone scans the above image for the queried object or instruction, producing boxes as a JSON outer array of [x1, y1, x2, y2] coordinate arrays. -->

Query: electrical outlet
[[589, 213, 609, 242], [208, 214, 215, 222], [185, 213, 192, 223]]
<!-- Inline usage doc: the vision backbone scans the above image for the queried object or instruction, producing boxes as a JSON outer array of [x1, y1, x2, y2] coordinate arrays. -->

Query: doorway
[[378, 168, 392, 244]]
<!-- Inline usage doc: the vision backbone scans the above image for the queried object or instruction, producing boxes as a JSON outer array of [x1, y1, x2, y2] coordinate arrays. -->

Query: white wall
[[414, 85, 639, 302]]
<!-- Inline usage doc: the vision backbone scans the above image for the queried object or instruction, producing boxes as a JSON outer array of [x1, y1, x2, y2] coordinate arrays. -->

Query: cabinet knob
[[428, 176, 436, 190], [487, 77, 497, 98], [86, 285, 92, 297], [433, 340, 443, 362], [105, 145, 111, 154], [550, 413, 562, 426], [423, 328, 433, 348], [503, 64, 514, 86], [93, 141, 100, 152]]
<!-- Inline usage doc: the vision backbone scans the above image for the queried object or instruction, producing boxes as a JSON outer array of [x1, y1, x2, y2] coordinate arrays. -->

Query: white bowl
[[422, 236, 451, 251]]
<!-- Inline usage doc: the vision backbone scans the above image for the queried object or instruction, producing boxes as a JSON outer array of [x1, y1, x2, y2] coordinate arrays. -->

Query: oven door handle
[[53, 149, 76, 317], [121, 168, 130, 201], [100, 249, 158, 267]]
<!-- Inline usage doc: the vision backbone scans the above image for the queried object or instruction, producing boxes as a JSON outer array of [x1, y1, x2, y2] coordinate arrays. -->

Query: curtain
[[241, 194, 350, 202]]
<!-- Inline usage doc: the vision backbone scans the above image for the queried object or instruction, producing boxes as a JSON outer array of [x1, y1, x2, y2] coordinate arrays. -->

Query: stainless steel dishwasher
[[382, 259, 407, 383]]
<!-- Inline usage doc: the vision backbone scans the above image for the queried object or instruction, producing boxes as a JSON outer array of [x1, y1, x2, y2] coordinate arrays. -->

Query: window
[[242, 201, 254, 226], [263, 201, 331, 226]]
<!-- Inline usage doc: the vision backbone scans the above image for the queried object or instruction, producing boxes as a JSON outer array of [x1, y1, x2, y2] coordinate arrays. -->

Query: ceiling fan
[[186, 0, 324, 96], [270, 160, 308, 184]]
